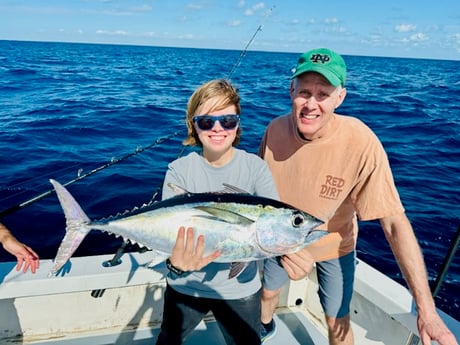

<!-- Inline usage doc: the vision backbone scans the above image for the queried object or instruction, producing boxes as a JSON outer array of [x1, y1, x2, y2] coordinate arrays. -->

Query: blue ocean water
[[0, 40, 459, 320]]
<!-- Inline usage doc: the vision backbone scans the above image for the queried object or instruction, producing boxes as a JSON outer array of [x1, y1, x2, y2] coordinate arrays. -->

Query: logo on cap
[[310, 53, 331, 64]]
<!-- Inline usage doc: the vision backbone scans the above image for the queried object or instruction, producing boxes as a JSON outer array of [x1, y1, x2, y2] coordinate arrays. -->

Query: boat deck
[[18, 307, 328, 345]]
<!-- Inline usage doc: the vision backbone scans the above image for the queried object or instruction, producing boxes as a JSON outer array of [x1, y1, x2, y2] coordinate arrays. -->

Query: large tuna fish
[[48, 179, 326, 277]]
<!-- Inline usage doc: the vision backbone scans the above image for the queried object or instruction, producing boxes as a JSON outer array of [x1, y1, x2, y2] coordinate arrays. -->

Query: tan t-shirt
[[259, 113, 405, 261]]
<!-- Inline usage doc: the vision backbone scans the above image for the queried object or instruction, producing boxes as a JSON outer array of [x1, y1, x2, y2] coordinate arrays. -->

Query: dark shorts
[[155, 284, 261, 345], [317, 251, 356, 318]]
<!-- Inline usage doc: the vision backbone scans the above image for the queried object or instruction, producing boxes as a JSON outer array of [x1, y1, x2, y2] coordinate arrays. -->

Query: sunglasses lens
[[196, 117, 215, 130], [220, 115, 238, 129], [194, 115, 239, 131]]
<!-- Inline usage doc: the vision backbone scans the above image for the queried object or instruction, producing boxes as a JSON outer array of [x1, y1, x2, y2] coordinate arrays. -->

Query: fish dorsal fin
[[220, 183, 250, 194], [193, 205, 254, 226], [228, 262, 248, 279], [167, 182, 250, 196]]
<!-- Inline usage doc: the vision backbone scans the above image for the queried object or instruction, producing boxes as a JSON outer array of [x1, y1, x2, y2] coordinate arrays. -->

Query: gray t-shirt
[[162, 148, 279, 299]]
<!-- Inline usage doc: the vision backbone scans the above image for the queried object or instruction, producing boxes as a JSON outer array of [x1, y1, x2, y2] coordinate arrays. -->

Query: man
[[0, 222, 39, 273], [259, 48, 457, 344]]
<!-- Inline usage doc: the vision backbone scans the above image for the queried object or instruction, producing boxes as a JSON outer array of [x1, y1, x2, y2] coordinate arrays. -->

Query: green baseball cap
[[291, 48, 347, 87]]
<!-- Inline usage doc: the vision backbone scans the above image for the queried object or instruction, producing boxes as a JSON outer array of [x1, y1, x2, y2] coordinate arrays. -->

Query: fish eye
[[291, 211, 305, 227]]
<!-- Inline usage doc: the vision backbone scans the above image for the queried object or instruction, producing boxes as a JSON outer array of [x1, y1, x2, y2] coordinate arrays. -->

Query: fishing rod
[[226, 5, 275, 80], [431, 224, 460, 298], [226, 25, 262, 80], [0, 130, 182, 219]]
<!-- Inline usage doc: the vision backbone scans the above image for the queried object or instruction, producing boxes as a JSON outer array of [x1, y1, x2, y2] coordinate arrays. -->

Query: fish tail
[[48, 179, 92, 277]]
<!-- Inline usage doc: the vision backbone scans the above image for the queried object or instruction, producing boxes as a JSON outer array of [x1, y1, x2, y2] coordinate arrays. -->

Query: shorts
[[261, 257, 289, 291], [317, 251, 356, 318]]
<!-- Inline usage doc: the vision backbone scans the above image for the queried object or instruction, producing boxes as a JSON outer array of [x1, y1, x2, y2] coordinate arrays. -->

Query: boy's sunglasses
[[192, 114, 240, 131]]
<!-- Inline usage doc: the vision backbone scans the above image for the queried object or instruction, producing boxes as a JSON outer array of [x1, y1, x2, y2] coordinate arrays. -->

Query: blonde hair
[[183, 79, 242, 147]]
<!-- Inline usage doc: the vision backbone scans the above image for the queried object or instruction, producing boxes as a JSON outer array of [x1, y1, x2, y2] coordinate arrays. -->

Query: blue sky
[[1, 0, 459, 60]]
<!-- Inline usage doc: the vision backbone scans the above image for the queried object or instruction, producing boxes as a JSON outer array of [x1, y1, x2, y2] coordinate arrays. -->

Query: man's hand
[[418, 312, 459, 345], [280, 248, 315, 280]]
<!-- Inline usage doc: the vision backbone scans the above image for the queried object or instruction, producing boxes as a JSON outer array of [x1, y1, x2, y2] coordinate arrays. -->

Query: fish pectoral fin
[[228, 262, 249, 279], [193, 206, 254, 226]]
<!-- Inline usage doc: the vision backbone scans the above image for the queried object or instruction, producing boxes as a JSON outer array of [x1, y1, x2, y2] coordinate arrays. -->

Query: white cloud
[[253, 2, 265, 11], [96, 30, 128, 36], [186, 4, 202, 11], [324, 18, 338, 24], [98, 5, 152, 16], [178, 33, 194, 40], [228, 20, 241, 27], [454, 33, 460, 52], [243, 2, 265, 16], [409, 32, 428, 42], [395, 24, 416, 33], [129, 5, 152, 13], [323, 26, 347, 34]]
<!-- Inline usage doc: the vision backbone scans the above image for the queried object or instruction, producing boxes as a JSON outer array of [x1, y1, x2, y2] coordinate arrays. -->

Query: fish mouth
[[304, 229, 328, 244]]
